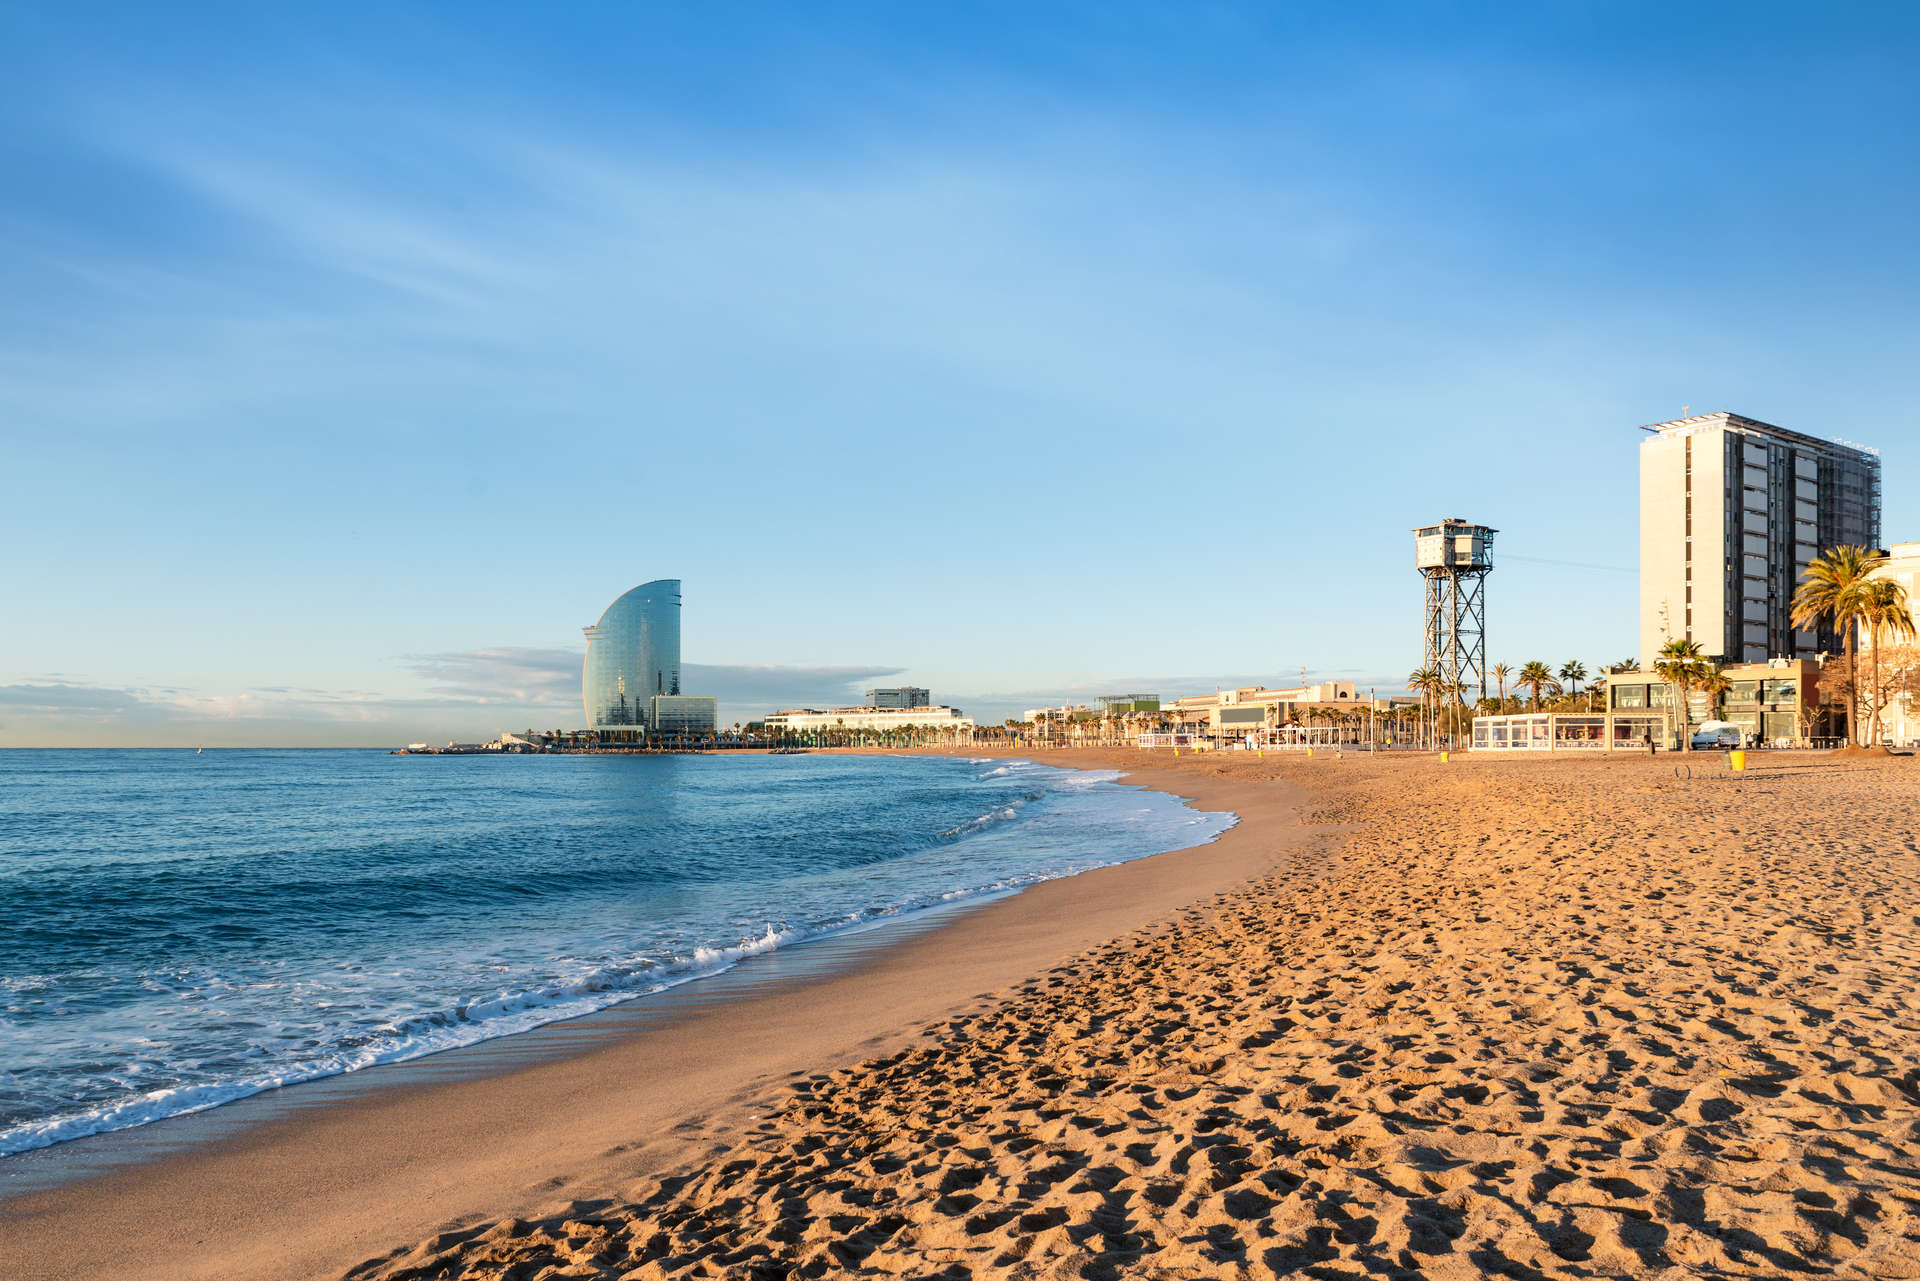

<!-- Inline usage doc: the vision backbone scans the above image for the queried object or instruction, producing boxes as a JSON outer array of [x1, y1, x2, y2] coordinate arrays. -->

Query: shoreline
[[1, 750, 1317, 1281], [0, 752, 1209, 1165], [342, 747, 1920, 1281]]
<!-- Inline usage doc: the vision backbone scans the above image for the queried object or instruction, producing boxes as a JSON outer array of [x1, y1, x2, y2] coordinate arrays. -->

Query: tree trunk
[[1846, 628, 1861, 746], [1870, 621, 1884, 747]]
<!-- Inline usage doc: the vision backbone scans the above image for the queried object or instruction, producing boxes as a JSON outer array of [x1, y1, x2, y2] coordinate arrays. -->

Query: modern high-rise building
[[1639, 412, 1880, 665], [582, 579, 682, 730], [865, 686, 931, 709]]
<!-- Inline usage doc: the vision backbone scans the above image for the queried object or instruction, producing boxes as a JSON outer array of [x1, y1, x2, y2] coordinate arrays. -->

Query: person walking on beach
[[1644, 728, 1656, 756]]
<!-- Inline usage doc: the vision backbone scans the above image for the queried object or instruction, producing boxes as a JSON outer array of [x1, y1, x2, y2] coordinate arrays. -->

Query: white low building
[[764, 705, 975, 734], [499, 730, 552, 748]]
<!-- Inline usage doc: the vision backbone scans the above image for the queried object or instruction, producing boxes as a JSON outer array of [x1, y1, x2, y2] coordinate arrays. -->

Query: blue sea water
[[0, 750, 1230, 1157]]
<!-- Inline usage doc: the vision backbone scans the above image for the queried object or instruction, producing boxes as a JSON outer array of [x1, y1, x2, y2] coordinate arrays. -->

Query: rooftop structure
[[865, 686, 931, 709], [1639, 411, 1880, 664], [1099, 693, 1161, 715]]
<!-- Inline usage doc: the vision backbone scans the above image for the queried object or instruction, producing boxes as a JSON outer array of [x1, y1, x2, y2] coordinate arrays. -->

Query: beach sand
[[8, 749, 1920, 1280], [0, 756, 1304, 1281], [347, 748, 1920, 1280]]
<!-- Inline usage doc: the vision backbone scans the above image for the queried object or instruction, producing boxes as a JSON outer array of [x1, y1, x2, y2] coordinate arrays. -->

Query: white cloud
[[400, 647, 908, 713]]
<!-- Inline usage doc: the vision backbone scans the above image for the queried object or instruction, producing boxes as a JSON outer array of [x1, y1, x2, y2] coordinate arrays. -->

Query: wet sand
[[1, 756, 1300, 1281], [347, 747, 1920, 1280]]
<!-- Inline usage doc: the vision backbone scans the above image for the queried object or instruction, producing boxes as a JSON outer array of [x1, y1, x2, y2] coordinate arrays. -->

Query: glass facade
[[582, 580, 682, 730], [868, 687, 932, 709], [649, 695, 718, 735]]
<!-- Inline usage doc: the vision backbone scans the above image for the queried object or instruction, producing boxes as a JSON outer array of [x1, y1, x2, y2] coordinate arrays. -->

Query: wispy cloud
[[3, 96, 1372, 445], [0, 679, 426, 746], [400, 647, 907, 712], [0, 682, 153, 716], [0, 650, 911, 745], [400, 647, 579, 705]]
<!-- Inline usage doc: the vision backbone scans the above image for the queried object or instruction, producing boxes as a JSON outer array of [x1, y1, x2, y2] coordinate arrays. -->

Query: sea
[[0, 750, 1230, 1158]]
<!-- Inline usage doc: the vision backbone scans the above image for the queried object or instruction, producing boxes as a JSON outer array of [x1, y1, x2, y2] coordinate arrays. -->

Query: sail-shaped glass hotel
[[582, 579, 682, 729]]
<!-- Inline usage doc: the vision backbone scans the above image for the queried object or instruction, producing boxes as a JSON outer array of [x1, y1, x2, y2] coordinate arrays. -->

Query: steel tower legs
[[1421, 568, 1489, 704]]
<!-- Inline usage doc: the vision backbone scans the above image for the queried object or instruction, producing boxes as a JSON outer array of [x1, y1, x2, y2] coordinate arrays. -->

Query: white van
[[1691, 721, 1743, 750]]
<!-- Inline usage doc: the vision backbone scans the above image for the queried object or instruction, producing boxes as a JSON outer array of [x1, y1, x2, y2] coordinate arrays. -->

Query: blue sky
[[4, 2, 1918, 744]]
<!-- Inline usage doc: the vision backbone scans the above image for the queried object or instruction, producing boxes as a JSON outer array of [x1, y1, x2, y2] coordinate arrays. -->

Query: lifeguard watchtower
[[1414, 519, 1496, 703]]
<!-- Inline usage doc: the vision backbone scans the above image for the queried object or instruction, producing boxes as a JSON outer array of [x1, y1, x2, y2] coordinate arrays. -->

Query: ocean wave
[[938, 789, 1047, 839], [0, 756, 1234, 1159]]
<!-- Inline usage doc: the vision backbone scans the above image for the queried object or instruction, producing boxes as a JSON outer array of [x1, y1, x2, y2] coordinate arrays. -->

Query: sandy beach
[[9, 748, 1920, 1279], [0, 756, 1299, 1281]]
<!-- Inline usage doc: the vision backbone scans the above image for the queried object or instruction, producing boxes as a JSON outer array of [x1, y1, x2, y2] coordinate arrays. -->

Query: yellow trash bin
[[1440, 750, 1450, 763], [1729, 750, 1746, 771]]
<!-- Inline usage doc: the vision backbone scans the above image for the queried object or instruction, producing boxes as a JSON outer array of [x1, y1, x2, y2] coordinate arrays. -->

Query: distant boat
[[196, 747, 203, 755]]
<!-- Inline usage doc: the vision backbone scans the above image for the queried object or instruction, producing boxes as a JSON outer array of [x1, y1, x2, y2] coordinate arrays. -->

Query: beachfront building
[[499, 731, 552, 749], [583, 579, 682, 729], [1471, 712, 1670, 753], [581, 579, 719, 741], [1019, 697, 1164, 744], [1022, 705, 1099, 744], [1163, 682, 1361, 737], [865, 686, 931, 709], [763, 705, 975, 736], [649, 695, 719, 736], [1606, 657, 1829, 747], [1639, 412, 1881, 665], [1862, 541, 1920, 747]]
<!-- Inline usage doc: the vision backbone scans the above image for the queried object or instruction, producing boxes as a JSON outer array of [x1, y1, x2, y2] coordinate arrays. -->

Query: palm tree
[[1407, 666, 1441, 749], [1491, 662, 1512, 710], [1861, 577, 1916, 746], [1653, 638, 1709, 751], [1559, 661, 1587, 704], [1792, 546, 1881, 745], [1515, 661, 1560, 712], [1697, 668, 1732, 725]]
